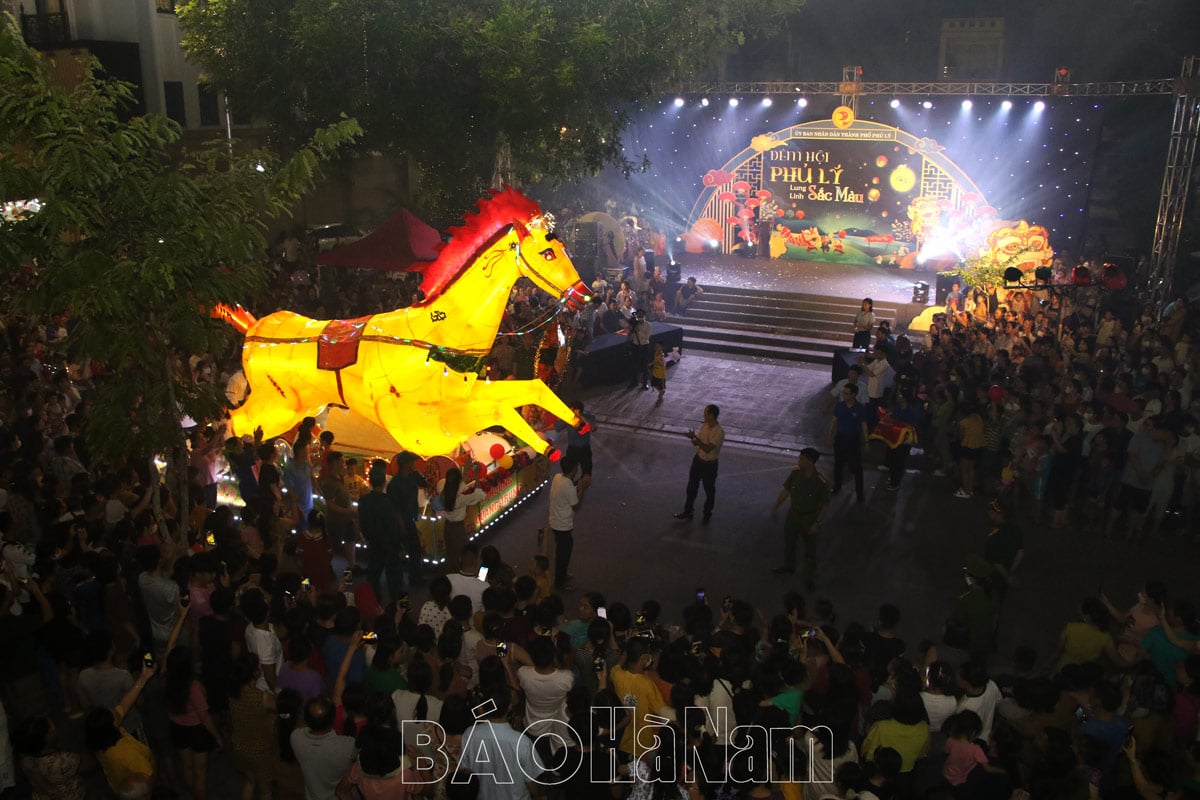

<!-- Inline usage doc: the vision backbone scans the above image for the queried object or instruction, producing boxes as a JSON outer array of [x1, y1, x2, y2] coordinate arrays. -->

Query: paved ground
[[503, 350, 1200, 668]]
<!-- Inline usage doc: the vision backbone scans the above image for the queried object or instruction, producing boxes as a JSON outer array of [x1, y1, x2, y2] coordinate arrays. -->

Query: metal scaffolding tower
[[1150, 56, 1200, 299]]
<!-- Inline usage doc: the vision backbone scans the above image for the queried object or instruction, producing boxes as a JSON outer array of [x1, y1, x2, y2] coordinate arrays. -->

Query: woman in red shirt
[[297, 510, 335, 591]]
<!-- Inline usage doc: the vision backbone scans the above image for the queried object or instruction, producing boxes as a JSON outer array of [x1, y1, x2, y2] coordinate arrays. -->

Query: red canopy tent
[[315, 208, 443, 271]]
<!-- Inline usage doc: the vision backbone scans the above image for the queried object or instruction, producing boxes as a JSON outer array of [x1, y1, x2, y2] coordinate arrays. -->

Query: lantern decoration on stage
[[214, 188, 593, 461], [981, 221, 1054, 274]]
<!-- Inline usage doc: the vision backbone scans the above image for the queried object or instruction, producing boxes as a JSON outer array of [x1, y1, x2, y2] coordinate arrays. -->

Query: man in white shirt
[[956, 662, 1002, 743], [290, 698, 356, 800], [548, 456, 590, 591], [860, 349, 892, 426], [458, 684, 546, 800], [517, 637, 574, 746], [829, 366, 869, 408], [674, 404, 725, 524], [241, 588, 282, 693], [446, 544, 488, 614]]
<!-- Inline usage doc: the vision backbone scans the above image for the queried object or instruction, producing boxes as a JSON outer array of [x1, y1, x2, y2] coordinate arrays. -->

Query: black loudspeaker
[[935, 272, 962, 305], [666, 261, 682, 282], [642, 249, 655, 271]]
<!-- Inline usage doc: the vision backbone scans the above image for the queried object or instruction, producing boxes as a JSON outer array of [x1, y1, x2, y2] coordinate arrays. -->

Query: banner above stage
[[685, 117, 999, 268]]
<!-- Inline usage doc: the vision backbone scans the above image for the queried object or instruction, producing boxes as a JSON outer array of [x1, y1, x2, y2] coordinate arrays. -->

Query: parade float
[[215, 188, 592, 563]]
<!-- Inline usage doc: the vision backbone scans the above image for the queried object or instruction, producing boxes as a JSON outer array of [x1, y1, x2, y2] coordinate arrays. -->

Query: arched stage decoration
[[685, 118, 997, 268], [215, 188, 592, 461]]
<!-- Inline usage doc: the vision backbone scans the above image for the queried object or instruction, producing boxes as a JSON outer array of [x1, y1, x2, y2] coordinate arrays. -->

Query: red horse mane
[[414, 187, 544, 304]]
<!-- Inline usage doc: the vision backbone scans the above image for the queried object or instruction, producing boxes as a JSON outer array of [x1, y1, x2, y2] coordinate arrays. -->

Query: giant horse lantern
[[216, 189, 592, 460]]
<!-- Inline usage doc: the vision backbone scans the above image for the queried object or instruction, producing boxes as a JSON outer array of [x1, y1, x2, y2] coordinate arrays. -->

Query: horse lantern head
[[513, 212, 590, 311]]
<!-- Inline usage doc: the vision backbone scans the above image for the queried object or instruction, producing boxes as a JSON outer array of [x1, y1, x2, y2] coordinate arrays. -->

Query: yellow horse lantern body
[[218, 189, 592, 459]]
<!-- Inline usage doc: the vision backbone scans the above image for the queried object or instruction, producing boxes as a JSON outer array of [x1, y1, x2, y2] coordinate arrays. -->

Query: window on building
[[163, 81, 186, 126], [155, 0, 175, 13], [198, 85, 220, 127]]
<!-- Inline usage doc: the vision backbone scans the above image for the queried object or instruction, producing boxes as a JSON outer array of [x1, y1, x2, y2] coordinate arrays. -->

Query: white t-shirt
[[462, 628, 485, 688], [418, 601, 453, 635], [547, 474, 579, 532], [518, 666, 574, 736], [436, 480, 486, 523], [446, 572, 487, 615], [245, 624, 283, 693], [392, 689, 444, 725], [921, 692, 958, 735], [956, 680, 1002, 742], [830, 379, 869, 405], [694, 421, 725, 463], [863, 357, 892, 400]]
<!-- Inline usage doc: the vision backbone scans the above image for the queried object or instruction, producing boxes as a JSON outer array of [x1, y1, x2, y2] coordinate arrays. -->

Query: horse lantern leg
[[471, 379, 586, 461], [227, 366, 313, 440]]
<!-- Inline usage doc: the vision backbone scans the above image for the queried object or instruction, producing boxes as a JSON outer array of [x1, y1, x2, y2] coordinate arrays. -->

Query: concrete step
[[667, 285, 896, 367], [668, 318, 851, 351], [681, 334, 833, 365], [696, 287, 902, 314], [676, 323, 844, 352], [675, 307, 893, 330]]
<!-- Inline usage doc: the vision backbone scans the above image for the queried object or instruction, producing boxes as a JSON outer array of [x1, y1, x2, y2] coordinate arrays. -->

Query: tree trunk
[[163, 353, 190, 546], [491, 135, 514, 190]]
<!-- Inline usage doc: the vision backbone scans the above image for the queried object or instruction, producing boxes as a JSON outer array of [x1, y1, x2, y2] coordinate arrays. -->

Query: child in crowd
[[650, 343, 666, 406], [530, 555, 552, 603], [943, 710, 1007, 796]]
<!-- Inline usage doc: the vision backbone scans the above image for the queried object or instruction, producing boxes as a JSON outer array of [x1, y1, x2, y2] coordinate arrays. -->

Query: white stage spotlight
[[673, 97, 684, 107], [922, 100, 933, 109], [729, 98, 739, 107], [889, 99, 900, 109], [1033, 100, 1046, 111], [761, 97, 773, 108], [797, 98, 808, 107], [1000, 100, 1013, 111], [700, 97, 709, 107], [961, 99, 972, 110]]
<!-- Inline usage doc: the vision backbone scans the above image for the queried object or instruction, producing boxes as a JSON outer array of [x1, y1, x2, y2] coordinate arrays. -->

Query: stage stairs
[[666, 286, 898, 366]]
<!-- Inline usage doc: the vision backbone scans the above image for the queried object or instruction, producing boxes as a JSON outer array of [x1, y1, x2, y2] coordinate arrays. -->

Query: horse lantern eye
[[539, 247, 557, 262]]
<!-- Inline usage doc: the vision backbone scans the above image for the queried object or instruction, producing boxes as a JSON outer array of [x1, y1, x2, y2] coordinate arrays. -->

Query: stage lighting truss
[[675, 57, 1194, 297], [676, 79, 1176, 98]]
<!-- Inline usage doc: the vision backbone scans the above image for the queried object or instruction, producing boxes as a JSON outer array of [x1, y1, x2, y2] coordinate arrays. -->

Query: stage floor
[[668, 253, 936, 305]]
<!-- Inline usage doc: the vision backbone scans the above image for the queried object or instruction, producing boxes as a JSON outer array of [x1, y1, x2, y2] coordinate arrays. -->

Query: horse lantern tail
[[211, 303, 258, 334]]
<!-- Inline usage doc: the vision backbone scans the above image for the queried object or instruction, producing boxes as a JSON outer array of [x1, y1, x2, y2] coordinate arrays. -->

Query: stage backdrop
[[583, 96, 1103, 265], [685, 118, 994, 267]]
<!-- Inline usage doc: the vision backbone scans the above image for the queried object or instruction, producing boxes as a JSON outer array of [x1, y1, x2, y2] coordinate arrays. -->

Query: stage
[[663, 252, 934, 307]]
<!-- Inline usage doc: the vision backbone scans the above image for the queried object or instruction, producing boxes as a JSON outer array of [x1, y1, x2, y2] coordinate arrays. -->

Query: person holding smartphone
[[673, 404, 724, 523]]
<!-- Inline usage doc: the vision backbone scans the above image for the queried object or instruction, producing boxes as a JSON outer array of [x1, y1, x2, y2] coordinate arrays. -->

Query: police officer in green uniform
[[770, 447, 830, 588]]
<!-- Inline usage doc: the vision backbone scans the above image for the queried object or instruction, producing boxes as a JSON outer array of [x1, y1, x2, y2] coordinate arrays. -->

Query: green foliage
[[950, 255, 1010, 292], [176, 0, 805, 212], [952, 250, 1035, 292], [0, 15, 360, 465]]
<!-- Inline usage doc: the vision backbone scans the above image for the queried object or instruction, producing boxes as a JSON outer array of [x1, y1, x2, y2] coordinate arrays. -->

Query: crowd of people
[[2, 244, 1200, 800]]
